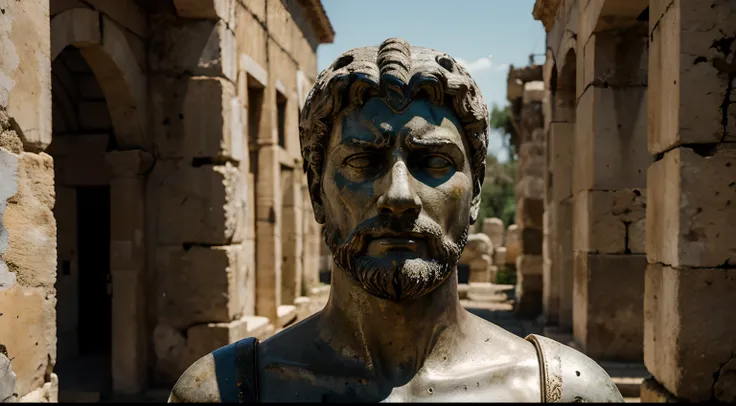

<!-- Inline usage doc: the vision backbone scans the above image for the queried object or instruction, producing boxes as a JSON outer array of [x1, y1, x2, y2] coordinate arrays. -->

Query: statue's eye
[[424, 155, 452, 169], [345, 154, 374, 169]]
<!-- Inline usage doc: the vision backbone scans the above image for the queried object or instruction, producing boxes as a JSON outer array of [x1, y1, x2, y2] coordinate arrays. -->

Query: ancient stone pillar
[[508, 71, 546, 319], [504, 224, 520, 269], [105, 149, 153, 394], [148, 4, 253, 382], [572, 20, 649, 362], [642, 1, 736, 402]]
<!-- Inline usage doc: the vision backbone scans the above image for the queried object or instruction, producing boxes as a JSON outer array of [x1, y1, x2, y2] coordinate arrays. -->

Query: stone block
[[2, 152, 56, 288], [515, 198, 544, 230], [516, 255, 543, 276], [173, 0, 236, 25], [574, 86, 650, 194], [640, 376, 678, 403], [2, 0, 52, 150], [549, 122, 574, 202], [459, 233, 493, 264], [574, 253, 646, 362], [154, 160, 246, 245], [234, 3, 268, 69], [18, 373, 58, 403], [85, 0, 148, 37], [505, 225, 520, 265], [643, 263, 736, 402], [648, 0, 736, 155], [493, 247, 507, 268], [582, 28, 648, 90], [515, 271, 543, 319], [646, 145, 736, 268], [0, 285, 56, 398], [156, 244, 248, 329], [573, 189, 646, 255], [482, 217, 505, 247], [149, 18, 236, 82], [520, 228, 543, 256], [515, 176, 544, 200], [151, 76, 245, 161], [554, 199, 574, 331]]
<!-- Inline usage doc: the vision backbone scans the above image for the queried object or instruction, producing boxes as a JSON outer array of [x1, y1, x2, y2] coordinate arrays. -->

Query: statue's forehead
[[342, 98, 462, 135]]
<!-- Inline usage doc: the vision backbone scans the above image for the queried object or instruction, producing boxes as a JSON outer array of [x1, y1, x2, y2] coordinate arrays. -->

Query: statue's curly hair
[[299, 38, 489, 222]]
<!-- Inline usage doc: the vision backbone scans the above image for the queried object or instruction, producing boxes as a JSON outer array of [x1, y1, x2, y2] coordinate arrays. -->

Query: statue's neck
[[318, 261, 467, 385]]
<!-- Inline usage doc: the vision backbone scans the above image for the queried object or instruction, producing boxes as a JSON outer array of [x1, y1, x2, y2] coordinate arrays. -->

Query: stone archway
[[49, 6, 151, 397]]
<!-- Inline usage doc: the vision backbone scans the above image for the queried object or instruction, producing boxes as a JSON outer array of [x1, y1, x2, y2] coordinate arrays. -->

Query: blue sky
[[317, 0, 546, 161]]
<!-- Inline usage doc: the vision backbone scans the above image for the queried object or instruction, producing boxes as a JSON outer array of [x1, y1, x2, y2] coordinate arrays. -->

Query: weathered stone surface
[[515, 198, 544, 230], [0, 0, 52, 150], [0, 285, 56, 398], [582, 27, 648, 90], [644, 263, 736, 402], [459, 233, 493, 264], [156, 244, 249, 329], [2, 152, 56, 288], [493, 246, 507, 268], [149, 16, 236, 82], [574, 86, 650, 194], [646, 145, 736, 268], [18, 373, 58, 403], [648, 0, 736, 154], [520, 228, 543, 256], [154, 160, 246, 245], [482, 217, 505, 248], [517, 254, 543, 276], [573, 189, 646, 255], [505, 224, 520, 265], [640, 376, 678, 403], [549, 122, 574, 202], [573, 253, 646, 361], [151, 76, 245, 161], [515, 176, 544, 200]]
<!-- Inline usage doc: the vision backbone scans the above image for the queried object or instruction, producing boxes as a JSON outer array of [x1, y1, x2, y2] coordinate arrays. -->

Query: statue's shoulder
[[168, 352, 221, 403], [168, 337, 259, 403], [525, 334, 624, 403]]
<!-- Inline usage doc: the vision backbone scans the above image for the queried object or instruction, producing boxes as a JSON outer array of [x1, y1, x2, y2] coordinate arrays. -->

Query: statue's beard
[[324, 216, 469, 302]]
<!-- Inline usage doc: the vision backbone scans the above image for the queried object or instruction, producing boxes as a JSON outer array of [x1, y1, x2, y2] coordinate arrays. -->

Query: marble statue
[[168, 38, 624, 403]]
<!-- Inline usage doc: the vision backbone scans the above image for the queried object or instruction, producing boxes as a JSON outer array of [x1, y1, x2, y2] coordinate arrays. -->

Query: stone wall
[[534, 0, 736, 401], [0, 0, 58, 402], [1, 0, 333, 400]]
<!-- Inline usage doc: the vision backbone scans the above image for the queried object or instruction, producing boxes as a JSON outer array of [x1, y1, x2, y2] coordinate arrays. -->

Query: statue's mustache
[[335, 216, 445, 256]]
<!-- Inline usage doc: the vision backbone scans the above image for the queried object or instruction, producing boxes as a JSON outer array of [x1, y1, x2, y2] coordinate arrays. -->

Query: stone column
[[572, 21, 649, 362], [148, 4, 252, 383], [511, 77, 546, 319], [641, 1, 736, 402], [280, 166, 303, 306], [105, 149, 153, 394]]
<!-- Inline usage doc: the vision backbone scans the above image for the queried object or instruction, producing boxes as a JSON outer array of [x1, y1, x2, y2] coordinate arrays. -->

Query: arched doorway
[[49, 45, 115, 401], [49, 6, 151, 400]]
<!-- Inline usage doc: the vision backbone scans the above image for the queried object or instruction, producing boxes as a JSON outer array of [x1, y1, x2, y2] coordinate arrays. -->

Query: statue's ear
[[469, 189, 481, 225]]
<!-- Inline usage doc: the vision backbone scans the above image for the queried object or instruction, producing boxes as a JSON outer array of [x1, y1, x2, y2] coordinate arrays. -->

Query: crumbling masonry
[[532, 0, 736, 401], [0, 0, 333, 401]]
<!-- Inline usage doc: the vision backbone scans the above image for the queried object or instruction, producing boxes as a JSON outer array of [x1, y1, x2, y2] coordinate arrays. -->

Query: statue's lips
[[365, 232, 428, 252]]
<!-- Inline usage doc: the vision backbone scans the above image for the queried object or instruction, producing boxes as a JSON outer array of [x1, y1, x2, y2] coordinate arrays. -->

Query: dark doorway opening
[[76, 186, 111, 357]]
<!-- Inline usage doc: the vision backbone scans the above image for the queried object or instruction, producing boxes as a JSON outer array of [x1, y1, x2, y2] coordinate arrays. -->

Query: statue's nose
[[376, 161, 422, 216]]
